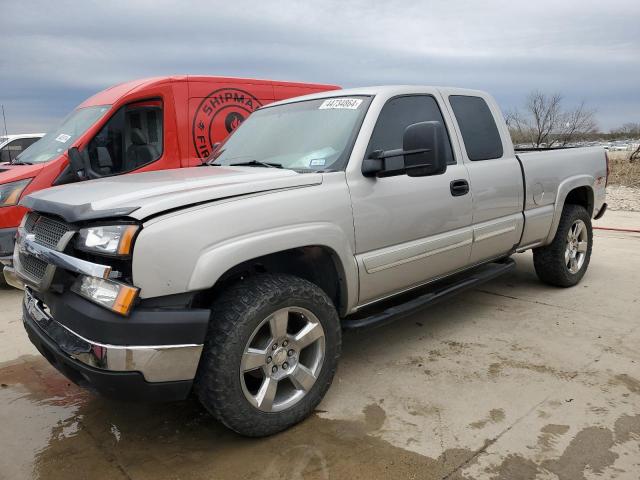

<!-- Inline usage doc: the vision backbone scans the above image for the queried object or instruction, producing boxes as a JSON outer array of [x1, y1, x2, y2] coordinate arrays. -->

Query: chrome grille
[[18, 213, 75, 286], [24, 213, 71, 249], [24, 212, 38, 232], [19, 252, 48, 280]]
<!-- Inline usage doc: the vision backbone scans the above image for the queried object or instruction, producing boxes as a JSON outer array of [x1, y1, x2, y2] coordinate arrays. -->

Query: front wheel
[[195, 273, 341, 437], [0, 267, 9, 289], [533, 204, 593, 287]]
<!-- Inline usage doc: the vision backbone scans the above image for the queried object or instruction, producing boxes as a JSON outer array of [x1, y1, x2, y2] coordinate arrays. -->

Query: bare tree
[[611, 122, 640, 138], [609, 122, 640, 162], [556, 101, 598, 146], [506, 91, 597, 148]]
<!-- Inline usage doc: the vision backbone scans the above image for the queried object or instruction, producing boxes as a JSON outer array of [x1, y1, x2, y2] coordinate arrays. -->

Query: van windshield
[[210, 96, 371, 172], [15, 105, 110, 164]]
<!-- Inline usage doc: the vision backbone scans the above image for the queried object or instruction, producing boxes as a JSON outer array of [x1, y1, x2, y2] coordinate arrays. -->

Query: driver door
[[347, 94, 473, 304], [86, 100, 164, 176]]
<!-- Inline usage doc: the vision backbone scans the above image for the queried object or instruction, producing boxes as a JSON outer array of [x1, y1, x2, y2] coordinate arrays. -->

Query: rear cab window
[[0, 140, 23, 162], [0, 137, 40, 162], [449, 95, 503, 161]]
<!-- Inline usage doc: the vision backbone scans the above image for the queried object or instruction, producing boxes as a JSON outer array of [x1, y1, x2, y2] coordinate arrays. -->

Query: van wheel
[[195, 273, 341, 437], [0, 268, 8, 289], [533, 204, 593, 287]]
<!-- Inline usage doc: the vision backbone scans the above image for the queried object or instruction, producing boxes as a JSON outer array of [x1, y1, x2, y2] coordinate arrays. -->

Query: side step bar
[[342, 258, 516, 330]]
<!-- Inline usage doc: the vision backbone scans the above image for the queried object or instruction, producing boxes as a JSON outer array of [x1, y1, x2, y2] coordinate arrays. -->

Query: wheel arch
[[545, 176, 595, 245], [188, 224, 358, 316]]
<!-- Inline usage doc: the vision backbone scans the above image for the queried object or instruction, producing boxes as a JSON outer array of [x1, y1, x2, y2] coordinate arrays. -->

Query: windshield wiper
[[228, 160, 283, 169], [11, 160, 33, 165]]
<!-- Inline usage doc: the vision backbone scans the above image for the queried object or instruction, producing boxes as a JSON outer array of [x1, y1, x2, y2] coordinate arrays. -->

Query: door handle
[[450, 179, 469, 196]]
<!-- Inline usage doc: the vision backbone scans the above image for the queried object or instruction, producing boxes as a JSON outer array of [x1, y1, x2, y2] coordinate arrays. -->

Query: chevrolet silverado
[[7, 86, 608, 436]]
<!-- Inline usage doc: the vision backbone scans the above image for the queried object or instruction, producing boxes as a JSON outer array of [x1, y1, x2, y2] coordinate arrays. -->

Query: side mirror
[[402, 121, 447, 177], [67, 147, 101, 180], [67, 147, 85, 179], [361, 121, 448, 178]]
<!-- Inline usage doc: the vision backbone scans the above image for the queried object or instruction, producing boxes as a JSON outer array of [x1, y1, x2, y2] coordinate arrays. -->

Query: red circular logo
[[192, 88, 262, 159]]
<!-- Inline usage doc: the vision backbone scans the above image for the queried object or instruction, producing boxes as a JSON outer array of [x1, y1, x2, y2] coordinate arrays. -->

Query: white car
[[0, 133, 45, 163]]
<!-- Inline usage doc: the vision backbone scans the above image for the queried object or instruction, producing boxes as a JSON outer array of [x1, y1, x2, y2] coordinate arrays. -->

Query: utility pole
[[1, 104, 7, 138]]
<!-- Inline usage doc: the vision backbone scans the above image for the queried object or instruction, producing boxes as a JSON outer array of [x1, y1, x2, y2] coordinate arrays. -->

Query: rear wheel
[[533, 204, 593, 287], [195, 273, 341, 437]]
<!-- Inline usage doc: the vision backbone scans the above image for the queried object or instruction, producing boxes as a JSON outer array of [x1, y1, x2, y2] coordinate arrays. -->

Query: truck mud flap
[[594, 202, 607, 220], [342, 258, 516, 330]]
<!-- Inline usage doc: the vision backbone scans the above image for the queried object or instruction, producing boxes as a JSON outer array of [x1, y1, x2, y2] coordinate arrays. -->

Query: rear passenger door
[[347, 94, 473, 304], [443, 92, 524, 264]]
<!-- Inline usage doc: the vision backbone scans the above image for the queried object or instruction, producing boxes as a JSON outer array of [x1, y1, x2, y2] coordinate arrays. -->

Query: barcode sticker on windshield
[[319, 98, 362, 110], [55, 134, 71, 143]]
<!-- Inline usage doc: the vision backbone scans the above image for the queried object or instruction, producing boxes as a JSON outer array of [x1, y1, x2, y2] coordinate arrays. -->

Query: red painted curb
[[594, 226, 640, 233]]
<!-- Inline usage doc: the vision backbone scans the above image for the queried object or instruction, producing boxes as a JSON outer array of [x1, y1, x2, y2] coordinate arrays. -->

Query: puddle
[[0, 356, 479, 480], [2, 355, 638, 479]]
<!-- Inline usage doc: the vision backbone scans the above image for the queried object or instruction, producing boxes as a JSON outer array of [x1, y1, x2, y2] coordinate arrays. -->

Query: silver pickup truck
[[6, 86, 608, 436]]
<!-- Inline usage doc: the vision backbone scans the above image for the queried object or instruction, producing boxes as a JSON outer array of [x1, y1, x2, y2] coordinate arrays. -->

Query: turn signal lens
[[72, 275, 139, 315]]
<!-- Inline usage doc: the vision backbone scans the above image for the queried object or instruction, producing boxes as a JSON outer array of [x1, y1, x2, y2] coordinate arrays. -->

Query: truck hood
[[0, 163, 46, 183], [20, 166, 323, 223]]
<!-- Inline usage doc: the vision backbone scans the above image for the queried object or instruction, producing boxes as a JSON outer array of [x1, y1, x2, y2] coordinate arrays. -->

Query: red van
[[0, 76, 339, 276]]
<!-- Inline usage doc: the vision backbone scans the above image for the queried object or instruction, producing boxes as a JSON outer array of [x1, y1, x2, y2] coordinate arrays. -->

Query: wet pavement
[[1, 211, 639, 479]]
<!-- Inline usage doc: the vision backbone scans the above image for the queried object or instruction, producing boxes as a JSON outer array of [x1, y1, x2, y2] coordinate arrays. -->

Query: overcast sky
[[1, 0, 638, 133]]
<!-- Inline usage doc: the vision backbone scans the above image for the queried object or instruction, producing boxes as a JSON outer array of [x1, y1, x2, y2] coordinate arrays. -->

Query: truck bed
[[516, 146, 607, 249]]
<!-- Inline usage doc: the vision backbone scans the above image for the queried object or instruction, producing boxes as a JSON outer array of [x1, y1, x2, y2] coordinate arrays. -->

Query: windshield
[[211, 96, 371, 171], [15, 105, 110, 164]]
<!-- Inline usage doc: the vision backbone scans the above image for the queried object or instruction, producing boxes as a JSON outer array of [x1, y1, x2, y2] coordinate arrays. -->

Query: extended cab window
[[449, 95, 503, 161], [367, 95, 455, 168], [87, 100, 163, 175]]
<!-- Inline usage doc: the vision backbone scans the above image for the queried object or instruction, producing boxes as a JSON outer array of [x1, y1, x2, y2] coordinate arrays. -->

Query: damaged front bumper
[[22, 288, 207, 401]]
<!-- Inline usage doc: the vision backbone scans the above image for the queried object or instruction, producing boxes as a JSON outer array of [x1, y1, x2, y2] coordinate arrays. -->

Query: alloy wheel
[[240, 307, 326, 412]]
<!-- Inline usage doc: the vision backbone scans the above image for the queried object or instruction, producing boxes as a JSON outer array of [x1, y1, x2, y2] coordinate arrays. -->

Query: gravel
[[606, 185, 640, 212]]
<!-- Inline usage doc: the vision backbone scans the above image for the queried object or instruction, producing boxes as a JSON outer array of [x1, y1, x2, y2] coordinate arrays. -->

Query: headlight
[[77, 225, 139, 255], [0, 179, 32, 207], [72, 275, 139, 315]]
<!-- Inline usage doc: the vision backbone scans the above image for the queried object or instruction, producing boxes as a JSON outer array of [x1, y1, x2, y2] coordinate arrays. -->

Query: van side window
[[449, 95, 503, 161], [367, 95, 455, 168], [87, 100, 163, 176]]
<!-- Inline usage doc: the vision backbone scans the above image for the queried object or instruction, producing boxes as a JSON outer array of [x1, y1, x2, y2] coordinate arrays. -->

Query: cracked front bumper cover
[[22, 288, 205, 401]]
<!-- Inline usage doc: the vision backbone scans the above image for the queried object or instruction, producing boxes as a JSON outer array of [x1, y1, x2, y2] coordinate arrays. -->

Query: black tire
[[533, 204, 593, 287], [195, 273, 341, 437], [0, 267, 9, 289]]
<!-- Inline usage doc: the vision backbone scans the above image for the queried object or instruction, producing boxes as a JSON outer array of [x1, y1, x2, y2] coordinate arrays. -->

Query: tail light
[[604, 150, 610, 187]]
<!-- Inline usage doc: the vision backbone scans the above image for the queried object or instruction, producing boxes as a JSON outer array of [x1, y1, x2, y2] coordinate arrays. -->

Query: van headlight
[[76, 225, 139, 256], [72, 275, 139, 315], [0, 179, 32, 207]]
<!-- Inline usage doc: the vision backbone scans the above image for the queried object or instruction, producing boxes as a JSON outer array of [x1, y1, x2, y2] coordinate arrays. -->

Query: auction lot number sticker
[[319, 98, 362, 110]]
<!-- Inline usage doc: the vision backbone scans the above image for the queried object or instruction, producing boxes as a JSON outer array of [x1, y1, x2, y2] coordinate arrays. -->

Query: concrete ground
[[0, 211, 638, 480]]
